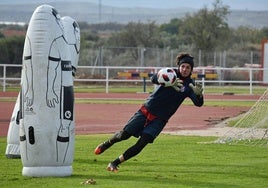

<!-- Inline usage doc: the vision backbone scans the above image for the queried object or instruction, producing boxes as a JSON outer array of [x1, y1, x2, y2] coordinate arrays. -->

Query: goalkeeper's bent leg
[[123, 133, 153, 161], [95, 130, 131, 155], [109, 130, 131, 144], [108, 133, 154, 171]]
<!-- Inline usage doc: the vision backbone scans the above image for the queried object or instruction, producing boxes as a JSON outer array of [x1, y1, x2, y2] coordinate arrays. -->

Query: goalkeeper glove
[[189, 83, 203, 96], [163, 78, 183, 91]]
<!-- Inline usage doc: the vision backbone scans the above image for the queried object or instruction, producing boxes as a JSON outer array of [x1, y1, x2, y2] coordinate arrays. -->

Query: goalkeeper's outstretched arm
[[189, 83, 204, 107]]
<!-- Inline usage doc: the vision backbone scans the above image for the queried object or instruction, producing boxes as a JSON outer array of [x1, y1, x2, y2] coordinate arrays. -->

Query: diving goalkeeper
[[94, 52, 204, 172]]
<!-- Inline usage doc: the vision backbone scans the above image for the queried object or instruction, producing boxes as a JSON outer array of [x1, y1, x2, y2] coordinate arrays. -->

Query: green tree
[[230, 26, 263, 48], [0, 32, 4, 38], [179, 0, 230, 57], [160, 18, 183, 35], [107, 21, 161, 48], [106, 21, 162, 62], [0, 36, 24, 65], [159, 18, 183, 49], [259, 27, 268, 39], [0, 36, 24, 75]]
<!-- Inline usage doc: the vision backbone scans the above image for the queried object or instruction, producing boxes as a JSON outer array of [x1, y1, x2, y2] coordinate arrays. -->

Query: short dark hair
[[176, 52, 194, 70]]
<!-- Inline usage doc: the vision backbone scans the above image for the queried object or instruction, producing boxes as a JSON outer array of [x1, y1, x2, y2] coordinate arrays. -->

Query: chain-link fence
[[0, 47, 264, 93], [80, 47, 262, 68]]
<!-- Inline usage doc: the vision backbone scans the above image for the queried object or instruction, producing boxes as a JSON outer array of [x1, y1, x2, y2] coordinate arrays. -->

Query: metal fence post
[[3, 64, 6, 92], [249, 68, 252, 95], [105, 67, 109, 93]]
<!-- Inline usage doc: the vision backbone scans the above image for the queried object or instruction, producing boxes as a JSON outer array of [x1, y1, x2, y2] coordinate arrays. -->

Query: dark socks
[[111, 158, 121, 166]]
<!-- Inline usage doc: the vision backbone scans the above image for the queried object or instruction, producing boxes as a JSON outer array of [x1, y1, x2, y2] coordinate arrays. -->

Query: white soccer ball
[[157, 68, 177, 86]]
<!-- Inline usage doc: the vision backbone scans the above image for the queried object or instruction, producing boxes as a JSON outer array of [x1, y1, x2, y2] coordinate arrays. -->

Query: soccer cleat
[[94, 141, 111, 155], [107, 162, 119, 172]]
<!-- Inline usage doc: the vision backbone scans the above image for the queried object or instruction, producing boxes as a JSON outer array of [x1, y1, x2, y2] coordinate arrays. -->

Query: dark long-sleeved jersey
[[143, 69, 204, 121]]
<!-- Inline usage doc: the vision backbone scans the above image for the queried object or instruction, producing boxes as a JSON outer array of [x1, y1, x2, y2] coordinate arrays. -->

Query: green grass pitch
[[0, 134, 267, 188]]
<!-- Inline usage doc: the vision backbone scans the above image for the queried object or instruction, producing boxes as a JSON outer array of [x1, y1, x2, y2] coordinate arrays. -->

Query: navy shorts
[[123, 110, 167, 141]]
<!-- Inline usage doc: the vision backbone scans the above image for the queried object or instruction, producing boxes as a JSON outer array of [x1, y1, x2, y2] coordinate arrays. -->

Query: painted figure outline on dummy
[[23, 36, 34, 109], [20, 6, 79, 164], [46, 9, 77, 163]]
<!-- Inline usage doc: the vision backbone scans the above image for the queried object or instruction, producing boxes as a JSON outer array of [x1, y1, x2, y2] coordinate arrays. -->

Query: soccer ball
[[157, 68, 177, 86]]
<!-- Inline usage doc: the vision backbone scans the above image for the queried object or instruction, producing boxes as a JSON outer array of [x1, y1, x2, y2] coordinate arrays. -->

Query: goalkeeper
[[94, 52, 204, 172]]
